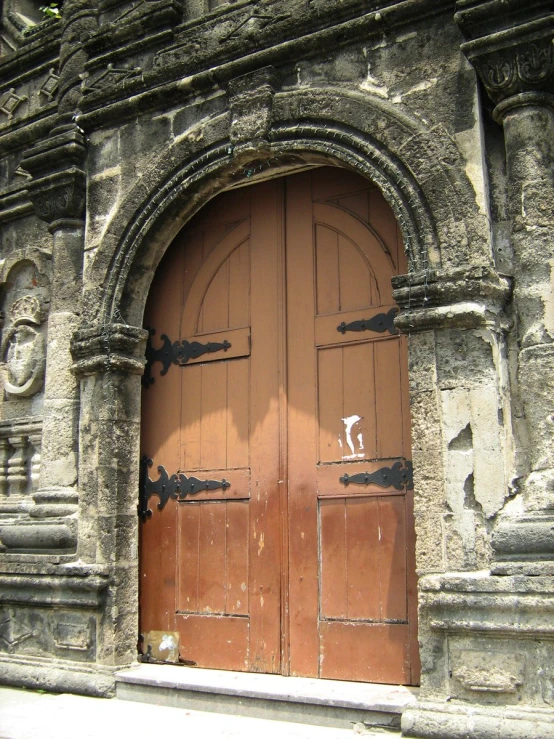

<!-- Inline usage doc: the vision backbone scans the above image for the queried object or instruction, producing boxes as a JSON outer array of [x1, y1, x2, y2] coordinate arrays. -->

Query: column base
[[402, 700, 554, 739], [492, 513, 554, 574], [31, 487, 79, 518]]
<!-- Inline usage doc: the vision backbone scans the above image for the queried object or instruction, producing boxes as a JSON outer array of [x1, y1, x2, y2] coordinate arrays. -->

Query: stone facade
[[0, 0, 553, 736]]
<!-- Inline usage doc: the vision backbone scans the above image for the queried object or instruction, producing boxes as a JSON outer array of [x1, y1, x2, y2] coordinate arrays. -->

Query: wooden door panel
[[319, 621, 411, 683], [319, 496, 408, 622], [176, 613, 249, 671], [177, 501, 249, 616]]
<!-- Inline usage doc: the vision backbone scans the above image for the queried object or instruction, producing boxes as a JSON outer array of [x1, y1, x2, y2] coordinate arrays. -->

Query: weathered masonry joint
[[0, 0, 553, 736]]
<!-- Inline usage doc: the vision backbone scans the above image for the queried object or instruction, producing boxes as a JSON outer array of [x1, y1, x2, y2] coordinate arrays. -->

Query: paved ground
[[0, 687, 402, 739]]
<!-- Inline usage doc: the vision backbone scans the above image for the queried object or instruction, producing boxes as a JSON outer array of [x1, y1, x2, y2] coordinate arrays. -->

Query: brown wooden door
[[140, 167, 419, 684]]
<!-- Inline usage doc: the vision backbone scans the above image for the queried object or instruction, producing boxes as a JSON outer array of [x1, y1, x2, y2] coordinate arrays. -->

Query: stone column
[[7, 0, 96, 548], [459, 8, 554, 572], [71, 323, 147, 666], [20, 131, 86, 537]]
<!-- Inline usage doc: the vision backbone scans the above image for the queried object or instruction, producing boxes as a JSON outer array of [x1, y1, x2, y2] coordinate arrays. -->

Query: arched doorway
[[139, 166, 419, 684]]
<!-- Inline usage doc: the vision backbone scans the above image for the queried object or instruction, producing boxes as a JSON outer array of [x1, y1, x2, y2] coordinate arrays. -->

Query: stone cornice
[[76, 0, 453, 128], [456, 0, 554, 104]]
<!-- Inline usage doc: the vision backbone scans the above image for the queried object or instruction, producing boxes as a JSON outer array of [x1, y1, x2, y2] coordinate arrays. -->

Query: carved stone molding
[[228, 66, 279, 156], [456, 1, 554, 105], [71, 323, 148, 377], [392, 266, 511, 333], [21, 127, 87, 229]]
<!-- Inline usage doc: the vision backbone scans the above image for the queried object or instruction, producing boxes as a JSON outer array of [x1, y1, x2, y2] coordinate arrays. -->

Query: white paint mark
[[236, 601, 241, 608], [342, 415, 365, 459], [258, 532, 265, 556], [159, 634, 177, 652], [260, 595, 264, 608], [241, 582, 246, 592], [378, 526, 382, 541], [301, 532, 305, 540]]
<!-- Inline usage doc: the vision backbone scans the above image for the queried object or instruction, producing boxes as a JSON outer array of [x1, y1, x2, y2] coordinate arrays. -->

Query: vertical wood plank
[[319, 499, 347, 619], [342, 343, 376, 461], [199, 256, 230, 333], [197, 502, 227, 613], [180, 364, 202, 471], [286, 170, 320, 677], [226, 359, 250, 469], [177, 502, 200, 612], [338, 235, 372, 312], [248, 178, 283, 673], [318, 347, 344, 463], [200, 362, 228, 470], [225, 501, 250, 615], [375, 339, 403, 459], [228, 241, 250, 328], [346, 497, 381, 620], [377, 496, 407, 622], [315, 225, 339, 315]]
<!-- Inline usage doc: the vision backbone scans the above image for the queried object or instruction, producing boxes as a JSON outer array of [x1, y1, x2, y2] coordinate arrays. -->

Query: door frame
[[74, 89, 485, 682]]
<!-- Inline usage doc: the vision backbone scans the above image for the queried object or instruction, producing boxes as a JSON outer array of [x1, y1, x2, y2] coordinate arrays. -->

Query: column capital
[[456, 1, 554, 107], [392, 266, 511, 333], [21, 127, 87, 230], [71, 323, 148, 377]]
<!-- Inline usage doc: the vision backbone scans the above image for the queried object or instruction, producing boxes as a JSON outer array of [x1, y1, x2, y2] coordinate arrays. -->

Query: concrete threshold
[[115, 664, 417, 731]]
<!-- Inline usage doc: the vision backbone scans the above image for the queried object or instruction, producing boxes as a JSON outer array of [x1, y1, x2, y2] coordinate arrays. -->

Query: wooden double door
[[140, 167, 419, 684]]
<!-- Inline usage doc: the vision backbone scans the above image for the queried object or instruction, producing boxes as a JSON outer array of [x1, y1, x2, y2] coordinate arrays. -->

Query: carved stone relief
[[1, 296, 45, 398]]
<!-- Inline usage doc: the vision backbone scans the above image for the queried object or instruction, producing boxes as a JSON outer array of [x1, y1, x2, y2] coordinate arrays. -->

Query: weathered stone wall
[[0, 0, 552, 736]]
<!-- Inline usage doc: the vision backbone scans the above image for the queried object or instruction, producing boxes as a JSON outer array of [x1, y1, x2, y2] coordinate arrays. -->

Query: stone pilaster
[[458, 0, 554, 572], [71, 323, 146, 666]]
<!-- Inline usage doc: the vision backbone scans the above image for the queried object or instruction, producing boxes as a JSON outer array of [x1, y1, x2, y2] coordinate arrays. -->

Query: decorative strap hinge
[[337, 308, 398, 335], [339, 460, 413, 490], [142, 328, 231, 388], [138, 456, 230, 522]]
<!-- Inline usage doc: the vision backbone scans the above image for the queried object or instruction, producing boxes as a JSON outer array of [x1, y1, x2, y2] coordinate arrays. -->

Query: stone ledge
[[0, 653, 117, 697], [116, 664, 417, 713]]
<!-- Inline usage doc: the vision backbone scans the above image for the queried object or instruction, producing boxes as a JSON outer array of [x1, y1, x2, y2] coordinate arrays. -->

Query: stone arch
[[83, 87, 489, 327]]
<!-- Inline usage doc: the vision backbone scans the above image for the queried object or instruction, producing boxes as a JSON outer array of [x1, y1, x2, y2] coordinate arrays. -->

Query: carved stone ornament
[[0, 88, 28, 121], [472, 38, 554, 103], [38, 69, 60, 101], [2, 296, 45, 398], [228, 67, 279, 149]]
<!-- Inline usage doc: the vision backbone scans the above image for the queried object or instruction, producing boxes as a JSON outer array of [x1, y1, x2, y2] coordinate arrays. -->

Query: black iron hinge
[[138, 456, 231, 522], [337, 308, 398, 335], [339, 460, 413, 490], [142, 328, 231, 388]]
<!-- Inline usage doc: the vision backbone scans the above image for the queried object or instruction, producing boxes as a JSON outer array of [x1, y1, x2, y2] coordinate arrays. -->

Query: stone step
[[115, 664, 417, 732]]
